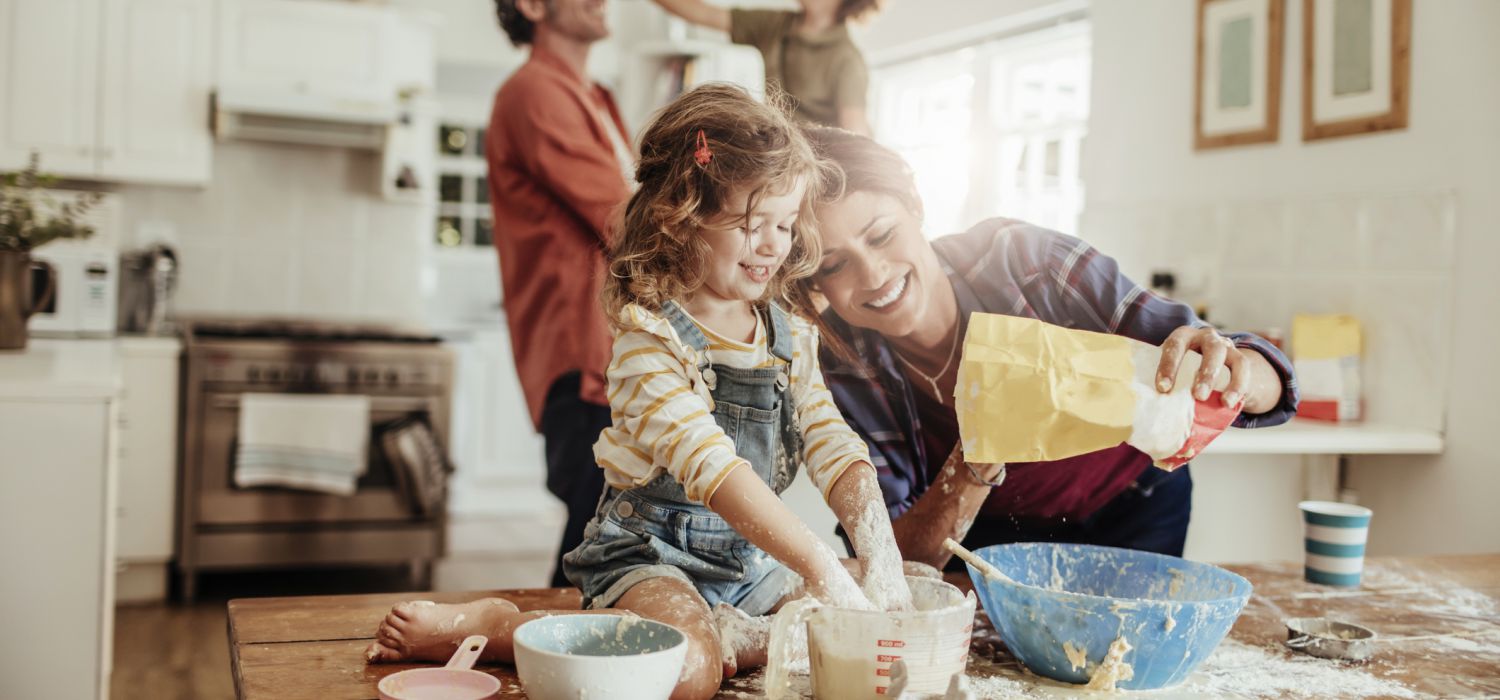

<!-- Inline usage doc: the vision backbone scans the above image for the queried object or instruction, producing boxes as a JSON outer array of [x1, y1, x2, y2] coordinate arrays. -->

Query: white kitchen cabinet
[[443, 325, 549, 519], [0, 341, 118, 700], [0, 0, 101, 175], [114, 337, 182, 602], [97, 0, 214, 184], [218, 0, 396, 101], [0, 0, 212, 184]]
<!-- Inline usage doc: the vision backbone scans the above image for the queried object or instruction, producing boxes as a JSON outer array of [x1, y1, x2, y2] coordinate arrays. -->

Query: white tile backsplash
[[1083, 207, 1169, 285], [1224, 202, 1288, 270], [1363, 192, 1458, 273], [296, 239, 363, 317], [1084, 190, 1456, 432], [1286, 199, 1365, 272], [121, 141, 432, 323], [1166, 206, 1224, 259], [1213, 274, 1292, 334], [171, 241, 229, 314], [1356, 275, 1452, 431], [228, 240, 300, 316]]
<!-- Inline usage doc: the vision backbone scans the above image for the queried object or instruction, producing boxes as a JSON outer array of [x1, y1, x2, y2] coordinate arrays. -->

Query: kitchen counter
[[1207, 418, 1444, 455], [0, 335, 181, 401], [226, 554, 1500, 699], [0, 338, 121, 400]]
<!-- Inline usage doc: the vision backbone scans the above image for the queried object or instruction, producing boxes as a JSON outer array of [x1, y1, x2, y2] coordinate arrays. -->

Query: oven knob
[[247, 366, 260, 382], [266, 368, 281, 382], [385, 370, 399, 384], [348, 368, 360, 383], [364, 369, 379, 382]]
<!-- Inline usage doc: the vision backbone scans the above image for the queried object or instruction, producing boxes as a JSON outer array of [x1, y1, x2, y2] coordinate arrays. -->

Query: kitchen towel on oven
[[234, 393, 371, 496]]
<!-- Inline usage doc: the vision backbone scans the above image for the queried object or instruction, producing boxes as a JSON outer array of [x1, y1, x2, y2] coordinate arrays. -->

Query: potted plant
[[0, 153, 102, 350]]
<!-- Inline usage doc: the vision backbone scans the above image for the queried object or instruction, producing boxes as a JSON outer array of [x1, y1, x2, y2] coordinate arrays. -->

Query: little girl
[[366, 83, 913, 700]]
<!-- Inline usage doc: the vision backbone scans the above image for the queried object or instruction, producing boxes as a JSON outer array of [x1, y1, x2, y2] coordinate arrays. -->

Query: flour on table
[[1182, 639, 1418, 698]]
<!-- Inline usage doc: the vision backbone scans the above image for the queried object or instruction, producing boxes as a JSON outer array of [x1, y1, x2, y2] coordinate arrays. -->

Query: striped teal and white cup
[[1299, 501, 1373, 586]]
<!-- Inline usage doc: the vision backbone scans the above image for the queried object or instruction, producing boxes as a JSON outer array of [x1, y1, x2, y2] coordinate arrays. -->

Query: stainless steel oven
[[176, 318, 453, 600]]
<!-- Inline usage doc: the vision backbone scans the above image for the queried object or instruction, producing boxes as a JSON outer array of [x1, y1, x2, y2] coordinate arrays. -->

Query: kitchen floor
[[112, 568, 409, 700], [110, 561, 542, 700]]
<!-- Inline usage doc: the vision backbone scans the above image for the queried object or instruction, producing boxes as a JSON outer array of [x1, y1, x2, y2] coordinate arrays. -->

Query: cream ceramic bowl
[[513, 614, 687, 700]]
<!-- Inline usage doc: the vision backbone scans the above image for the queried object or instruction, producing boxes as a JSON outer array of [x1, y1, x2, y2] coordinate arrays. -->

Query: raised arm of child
[[792, 323, 915, 611], [647, 0, 731, 32]]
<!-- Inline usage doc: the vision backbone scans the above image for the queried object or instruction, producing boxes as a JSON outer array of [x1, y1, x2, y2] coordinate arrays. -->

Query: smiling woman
[[791, 126, 1301, 571]]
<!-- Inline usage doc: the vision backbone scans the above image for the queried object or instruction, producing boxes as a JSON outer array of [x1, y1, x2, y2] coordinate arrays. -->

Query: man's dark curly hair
[[495, 0, 540, 47]]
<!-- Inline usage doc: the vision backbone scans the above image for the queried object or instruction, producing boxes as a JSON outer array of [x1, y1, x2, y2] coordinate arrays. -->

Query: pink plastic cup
[[377, 635, 502, 700]]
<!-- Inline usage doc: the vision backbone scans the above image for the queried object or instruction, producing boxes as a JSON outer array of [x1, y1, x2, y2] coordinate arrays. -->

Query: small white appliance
[[28, 247, 117, 337]]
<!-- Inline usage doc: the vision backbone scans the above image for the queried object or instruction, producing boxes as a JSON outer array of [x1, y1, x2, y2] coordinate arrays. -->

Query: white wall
[[390, 0, 527, 67], [120, 142, 431, 323], [1083, 1, 1500, 557], [852, 0, 1065, 60]]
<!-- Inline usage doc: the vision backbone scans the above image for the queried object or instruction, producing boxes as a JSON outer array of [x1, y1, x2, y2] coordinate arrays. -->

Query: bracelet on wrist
[[965, 462, 1006, 488]]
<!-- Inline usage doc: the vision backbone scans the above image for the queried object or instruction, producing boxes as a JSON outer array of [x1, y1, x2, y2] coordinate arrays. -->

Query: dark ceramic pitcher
[[0, 250, 55, 350]]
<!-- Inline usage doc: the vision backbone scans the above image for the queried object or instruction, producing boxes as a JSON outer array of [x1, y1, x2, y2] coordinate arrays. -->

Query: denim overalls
[[562, 301, 803, 616]]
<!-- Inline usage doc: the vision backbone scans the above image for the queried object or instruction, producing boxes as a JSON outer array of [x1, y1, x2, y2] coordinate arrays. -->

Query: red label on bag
[[1157, 391, 1241, 470]]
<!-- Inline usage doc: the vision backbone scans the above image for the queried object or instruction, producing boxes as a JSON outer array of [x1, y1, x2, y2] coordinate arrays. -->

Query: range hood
[[212, 86, 398, 150]]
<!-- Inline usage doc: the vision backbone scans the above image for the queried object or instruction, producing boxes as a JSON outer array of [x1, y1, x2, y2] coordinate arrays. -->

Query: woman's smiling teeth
[[741, 263, 773, 283], [866, 272, 909, 309]]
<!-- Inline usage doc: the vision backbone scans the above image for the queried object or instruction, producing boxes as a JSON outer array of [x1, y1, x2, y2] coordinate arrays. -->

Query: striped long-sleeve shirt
[[593, 303, 872, 505]]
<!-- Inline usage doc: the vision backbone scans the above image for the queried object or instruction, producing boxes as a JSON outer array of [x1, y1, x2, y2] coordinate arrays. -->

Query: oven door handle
[[207, 394, 436, 412]]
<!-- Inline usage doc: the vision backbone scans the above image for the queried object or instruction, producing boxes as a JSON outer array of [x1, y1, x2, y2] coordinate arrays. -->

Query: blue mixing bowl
[[967, 543, 1251, 690]]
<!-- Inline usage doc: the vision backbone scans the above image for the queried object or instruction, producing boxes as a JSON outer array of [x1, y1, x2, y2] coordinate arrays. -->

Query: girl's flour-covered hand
[[806, 556, 876, 611], [829, 462, 915, 611], [708, 463, 874, 611]]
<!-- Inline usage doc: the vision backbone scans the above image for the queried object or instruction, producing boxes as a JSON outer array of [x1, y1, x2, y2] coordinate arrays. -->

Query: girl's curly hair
[[603, 83, 839, 325]]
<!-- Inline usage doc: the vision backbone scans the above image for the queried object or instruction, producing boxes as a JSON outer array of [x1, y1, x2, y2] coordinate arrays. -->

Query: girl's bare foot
[[365, 598, 521, 664]]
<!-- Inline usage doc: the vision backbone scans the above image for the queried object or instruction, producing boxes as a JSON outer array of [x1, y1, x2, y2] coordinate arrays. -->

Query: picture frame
[[1194, 0, 1285, 150], [1303, 0, 1411, 141]]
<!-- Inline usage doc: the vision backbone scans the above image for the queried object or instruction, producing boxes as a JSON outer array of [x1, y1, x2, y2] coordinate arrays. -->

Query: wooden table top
[[227, 554, 1500, 699]]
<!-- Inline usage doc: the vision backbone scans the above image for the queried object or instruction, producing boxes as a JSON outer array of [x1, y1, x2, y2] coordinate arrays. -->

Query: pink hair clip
[[694, 129, 713, 166]]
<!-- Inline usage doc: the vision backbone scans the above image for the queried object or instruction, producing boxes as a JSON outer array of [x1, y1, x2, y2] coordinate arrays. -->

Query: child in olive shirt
[[648, 0, 879, 135]]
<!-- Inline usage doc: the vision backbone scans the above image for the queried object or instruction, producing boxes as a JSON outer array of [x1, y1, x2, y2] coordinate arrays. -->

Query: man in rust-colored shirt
[[485, 0, 632, 586]]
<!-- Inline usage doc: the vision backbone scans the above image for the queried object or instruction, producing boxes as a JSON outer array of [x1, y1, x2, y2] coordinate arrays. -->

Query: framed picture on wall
[[1194, 0, 1285, 150], [1303, 0, 1411, 141]]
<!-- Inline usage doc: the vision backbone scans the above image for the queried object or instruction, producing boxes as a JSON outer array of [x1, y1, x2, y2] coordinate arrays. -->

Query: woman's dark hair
[[495, 0, 538, 47], [787, 125, 925, 367]]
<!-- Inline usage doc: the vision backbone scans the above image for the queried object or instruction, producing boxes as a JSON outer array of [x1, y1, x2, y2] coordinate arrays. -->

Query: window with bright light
[[873, 21, 1090, 238]]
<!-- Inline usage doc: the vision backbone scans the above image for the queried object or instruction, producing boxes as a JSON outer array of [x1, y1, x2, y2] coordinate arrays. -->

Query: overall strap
[[659, 301, 713, 374], [765, 302, 795, 363]]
